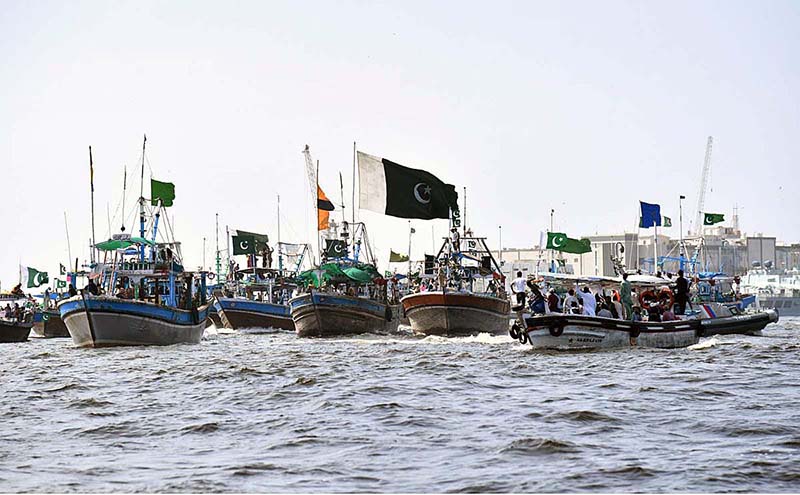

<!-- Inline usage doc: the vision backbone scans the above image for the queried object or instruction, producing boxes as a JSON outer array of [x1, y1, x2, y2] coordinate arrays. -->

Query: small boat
[[695, 303, 779, 337], [0, 318, 33, 343], [401, 234, 509, 336], [518, 313, 701, 350], [32, 309, 70, 338]]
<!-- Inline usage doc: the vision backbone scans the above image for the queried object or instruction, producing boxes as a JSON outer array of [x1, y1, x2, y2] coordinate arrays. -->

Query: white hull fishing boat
[[58, 136, 211, 347]]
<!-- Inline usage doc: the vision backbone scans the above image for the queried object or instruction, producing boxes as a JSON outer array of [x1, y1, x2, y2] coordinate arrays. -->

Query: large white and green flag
[[21, 266, 49, 288]]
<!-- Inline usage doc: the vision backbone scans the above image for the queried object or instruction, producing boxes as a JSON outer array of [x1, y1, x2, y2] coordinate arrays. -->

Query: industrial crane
[[693, 136, 713, 236]]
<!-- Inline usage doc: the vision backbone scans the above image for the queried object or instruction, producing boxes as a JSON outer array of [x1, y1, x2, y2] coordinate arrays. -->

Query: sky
[[1, 0, 798, 291]]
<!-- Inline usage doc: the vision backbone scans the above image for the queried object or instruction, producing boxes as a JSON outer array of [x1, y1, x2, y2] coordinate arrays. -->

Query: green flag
[[663, 216, 672, 227], [704, 213, 725, 225], [59, 263, 66, 275], [232, 235, 256, 255], [55, 278, 67, 289], [389, 250, 409, 262], [151, 179, 175, 207], [22, 266, 48, 288], [546, 233, 592, 254]]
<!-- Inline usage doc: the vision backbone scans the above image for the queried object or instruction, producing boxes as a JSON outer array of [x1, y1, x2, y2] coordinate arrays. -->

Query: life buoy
[[207, 273, 215, 280], [658, 288, 674, 310], [639, 290, 657, 310], [549, 325, 564, 337]]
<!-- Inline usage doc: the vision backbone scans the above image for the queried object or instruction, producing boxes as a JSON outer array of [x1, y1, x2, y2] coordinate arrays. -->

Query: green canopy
[[95, 237, 155, 251], [298, 263, 381, 287]]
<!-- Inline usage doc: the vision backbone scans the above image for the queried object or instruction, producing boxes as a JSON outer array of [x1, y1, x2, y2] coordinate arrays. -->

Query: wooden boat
[[32, 309, 70, 338], [0, 318, 33, 343], [216, 265, 304, 332], [290, 290, 398, 337], [217, 297, 293, 331], [402, 291, 509, 336], [58, 136, 210, 347], [401, 234, 509, 337]]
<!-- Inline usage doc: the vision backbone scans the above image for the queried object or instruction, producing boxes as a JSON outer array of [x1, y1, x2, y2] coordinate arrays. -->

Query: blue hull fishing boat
[[290, 290, 397, 337], [217, 296, 293, 331], [58, 136, 211, 347]]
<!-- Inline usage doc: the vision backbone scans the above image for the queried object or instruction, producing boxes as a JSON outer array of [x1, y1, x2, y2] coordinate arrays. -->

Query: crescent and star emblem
[[413, 183, 432, 204], [239, 240, 250, 252], [334, 243, 344, 254], [551, 234, 566, 248]]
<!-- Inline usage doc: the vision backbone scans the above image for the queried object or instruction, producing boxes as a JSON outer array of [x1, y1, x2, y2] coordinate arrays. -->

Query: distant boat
[[32, 309, 69, 338], [217, 268, 298, 331], [0, 318, 33, 343], [291, 287, 399, 337]]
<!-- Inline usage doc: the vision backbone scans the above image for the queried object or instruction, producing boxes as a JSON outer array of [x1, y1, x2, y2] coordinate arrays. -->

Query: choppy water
[[2, 319, 799, 493]]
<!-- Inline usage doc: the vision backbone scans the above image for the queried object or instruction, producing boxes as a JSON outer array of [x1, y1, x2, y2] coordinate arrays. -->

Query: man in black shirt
[[675, 269, 689, 315]]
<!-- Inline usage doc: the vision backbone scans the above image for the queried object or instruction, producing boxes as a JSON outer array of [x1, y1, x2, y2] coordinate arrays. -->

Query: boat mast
[[352, 141, 356, 224], [89, 146, 96, 263], [64, 211, 72, 280], [139, 134, 147, 262], [121, 166, 127, 232], [277, 195, 283, 271], [316, 159, 322, 263], [215, 213, 221, 280]]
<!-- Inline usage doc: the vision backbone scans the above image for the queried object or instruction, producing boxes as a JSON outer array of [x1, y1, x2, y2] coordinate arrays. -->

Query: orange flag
[[318, 185, 333, 230]]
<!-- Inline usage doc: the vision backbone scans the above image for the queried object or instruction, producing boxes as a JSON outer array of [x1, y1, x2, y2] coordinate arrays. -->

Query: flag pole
[[277, 195, 283, 271], [89, 146, 96, 264], [352, 141, 356, 224], [463, 187, 467, 236], [215, 213, 221, 281], [408, 221, 413, 276], [64, 211, 72, 279], [317, 159, 322, 264], [139, 134, 147, 262]]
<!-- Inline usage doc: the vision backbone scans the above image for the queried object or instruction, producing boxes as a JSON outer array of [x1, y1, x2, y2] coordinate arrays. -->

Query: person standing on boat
[[511, 271, 527, 308], [620, 273, 633, 320], [675, 270, 689, 315], [578, 286, 596, 316]]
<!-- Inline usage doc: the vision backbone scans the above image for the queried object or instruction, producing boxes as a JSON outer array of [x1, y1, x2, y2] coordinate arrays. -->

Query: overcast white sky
[[1, 0, 798, 290]]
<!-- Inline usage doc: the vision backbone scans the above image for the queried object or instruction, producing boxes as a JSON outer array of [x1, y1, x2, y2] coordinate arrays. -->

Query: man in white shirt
[[511, 271, 527, 308], [578, 286, 596, 316]]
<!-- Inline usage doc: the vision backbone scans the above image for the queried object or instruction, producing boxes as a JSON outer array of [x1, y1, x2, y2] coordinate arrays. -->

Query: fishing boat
[[217, 268, 299, 331], [0, 295, 34, 343], [291, 224, 400, 337], [401, 235, 510, 336], [32, 309, 69, 338], [57, 136, 211, 347]]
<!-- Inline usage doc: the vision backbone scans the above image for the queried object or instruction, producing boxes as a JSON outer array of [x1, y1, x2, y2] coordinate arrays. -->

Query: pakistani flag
[[357, 151, 458, 220], [389, 250, 409, 262], [21, 266, 49, 288], [546, 233, 592, 254], [324, 239, 347, 258], [55, 278, 67, 289], [704, 213, 725, 225], [663, 216, 672, 227], [151, 179, 176, 207], [232, 235, 256, 255], [59, 263, 67, 275]]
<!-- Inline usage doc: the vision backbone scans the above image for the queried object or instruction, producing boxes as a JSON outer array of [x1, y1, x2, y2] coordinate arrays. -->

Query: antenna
[[693, 136, 713, 236]]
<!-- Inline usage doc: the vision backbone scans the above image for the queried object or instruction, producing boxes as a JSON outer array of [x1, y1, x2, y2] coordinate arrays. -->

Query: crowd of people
[[510, 269, 694, 322]]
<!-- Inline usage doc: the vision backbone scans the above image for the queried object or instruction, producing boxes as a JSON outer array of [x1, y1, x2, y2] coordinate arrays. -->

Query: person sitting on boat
[[564, 288, 579, 313], [603, 295, 620, 319], [661, 305, 678, 321], [546, 288, 561, 313], [85, 278, 100, 296], [68, 284, 78, 297], [597, 303, 614, 318], [647, 302, 662, 322], [578, 286, 596, 316], [674, 270, 689, 315], [511, 271, 527, 308], [10, 284, 24, 297], [3, 303, 11, 319], [631, 306, 643, 322], [528, 281, 546, 315]]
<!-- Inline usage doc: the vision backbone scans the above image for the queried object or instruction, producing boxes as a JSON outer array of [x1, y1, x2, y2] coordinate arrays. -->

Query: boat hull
[[0, 320, 33, 343], [217, 298, 294, 331], [756, 296, 800, 317], [33, 310, 70, 338], [58, 296, 209, 348], [521, 314, 701, 350], [699, 309, 779, 337], [290, 292, 399, 337], [401, 291, 511, 336]]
